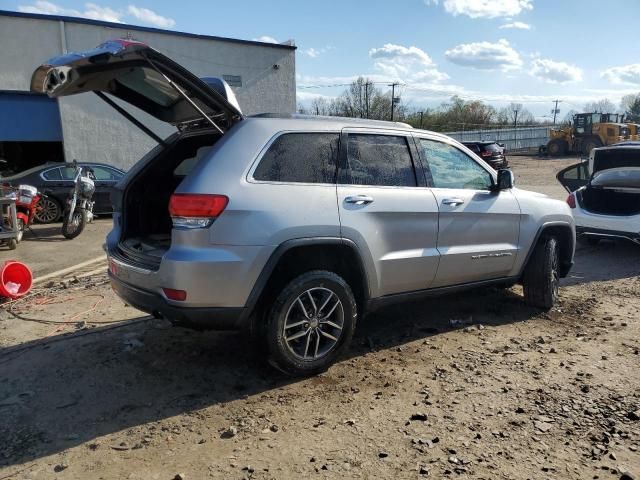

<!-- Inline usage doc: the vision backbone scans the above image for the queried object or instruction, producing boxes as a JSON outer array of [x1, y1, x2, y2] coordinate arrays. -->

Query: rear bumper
[[486, 156, 509, 169], [109, 272, 248, 330], [577, 226, 640, 245]]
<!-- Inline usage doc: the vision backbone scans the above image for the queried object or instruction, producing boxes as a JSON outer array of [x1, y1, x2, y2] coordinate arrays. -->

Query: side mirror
[[495, 169, 514, 190]]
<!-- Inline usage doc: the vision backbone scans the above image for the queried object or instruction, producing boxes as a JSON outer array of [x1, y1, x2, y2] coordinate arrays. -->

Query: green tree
[[621, 93, 640, 122]]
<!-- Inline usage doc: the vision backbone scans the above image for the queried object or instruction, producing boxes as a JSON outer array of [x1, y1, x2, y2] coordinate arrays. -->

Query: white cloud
[[601, 64, 640, 85], [296, 91, 336, 102], [531, 58, 582, 84], [445, 39, 522, 71], [369, 43, 449, 82], [19, 1, 122, 22], [126, 6, 174, 28], [18, 1, 175, 27], [499, 21, 531, 29], [253, 35, 279, 44], [302, 46, 333, 58], [425, 0, 533, 19]]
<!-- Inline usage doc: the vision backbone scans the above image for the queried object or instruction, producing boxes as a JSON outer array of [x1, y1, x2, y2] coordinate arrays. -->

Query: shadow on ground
[[21, 226, 66, 243], [563, 239, 640, 285], [0, 287, 545, 468]]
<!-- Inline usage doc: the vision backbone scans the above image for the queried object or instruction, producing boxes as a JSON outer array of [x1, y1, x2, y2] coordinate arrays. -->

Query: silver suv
[[33, 40, 576, 375]]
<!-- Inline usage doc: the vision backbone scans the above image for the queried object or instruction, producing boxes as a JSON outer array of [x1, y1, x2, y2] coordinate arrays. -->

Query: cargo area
[[118, 131, 220, 267], [579, 186, 640, 216]]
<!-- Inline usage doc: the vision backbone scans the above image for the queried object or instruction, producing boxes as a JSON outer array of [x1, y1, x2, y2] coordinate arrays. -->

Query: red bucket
[[0, 260, 33, 299]]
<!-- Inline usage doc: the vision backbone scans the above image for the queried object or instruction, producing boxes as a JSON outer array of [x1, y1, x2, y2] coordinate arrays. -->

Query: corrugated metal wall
[[445, 126, 551, 152]]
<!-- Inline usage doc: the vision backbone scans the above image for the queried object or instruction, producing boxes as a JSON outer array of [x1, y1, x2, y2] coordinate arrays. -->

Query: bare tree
[[583, 98, 617, 113]]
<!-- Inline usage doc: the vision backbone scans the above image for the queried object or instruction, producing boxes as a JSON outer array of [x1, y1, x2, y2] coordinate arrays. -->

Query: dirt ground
[[1, 156, 638, 480], [1, 219, 111, 277]]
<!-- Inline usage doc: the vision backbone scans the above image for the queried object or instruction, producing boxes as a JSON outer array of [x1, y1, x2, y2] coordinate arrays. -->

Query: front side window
[[343, 134, 416, 187], [91, 166, 123, 181], [60, 166, 76, 180], [253, 133, 339, 184], [420, 139, 492, 190]]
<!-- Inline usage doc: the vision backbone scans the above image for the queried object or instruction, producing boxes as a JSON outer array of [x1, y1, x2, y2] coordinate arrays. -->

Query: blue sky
[[3, 0, 640, 118]]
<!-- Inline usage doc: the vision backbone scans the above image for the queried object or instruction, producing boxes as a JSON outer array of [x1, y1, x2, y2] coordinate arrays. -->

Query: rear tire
[[265, 270, 357, 376], [522, 237, 560, 310], [62, 209, 87, 239], [583, 137, 602, 155], [35, 197, 62, 223], [547, 139, 567, 156]]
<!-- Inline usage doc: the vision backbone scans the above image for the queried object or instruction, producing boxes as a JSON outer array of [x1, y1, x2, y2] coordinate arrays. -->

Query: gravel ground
[[1, 156, 638, 480]]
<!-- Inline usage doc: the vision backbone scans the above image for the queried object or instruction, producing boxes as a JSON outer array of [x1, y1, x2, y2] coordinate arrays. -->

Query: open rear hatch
[[31, 40, 244, 268], [577, 146, 640, 216], [31, 39, 243, 132]]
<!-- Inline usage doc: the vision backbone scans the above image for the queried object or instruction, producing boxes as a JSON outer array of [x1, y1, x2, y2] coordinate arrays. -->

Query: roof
[[251, 113, 413, 129], [461, 140, 500, 145], [0, 10, 296, 50], [599, 141, 640, 150]]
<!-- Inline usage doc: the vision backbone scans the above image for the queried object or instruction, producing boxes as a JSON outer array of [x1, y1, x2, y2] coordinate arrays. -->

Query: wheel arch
[[520, 222, 575, 279], [243, 238, 370, 327]]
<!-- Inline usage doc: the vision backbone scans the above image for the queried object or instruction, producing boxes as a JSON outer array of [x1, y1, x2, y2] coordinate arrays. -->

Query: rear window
[[481, 143, 502, 153], [253, 133, 339, 183]]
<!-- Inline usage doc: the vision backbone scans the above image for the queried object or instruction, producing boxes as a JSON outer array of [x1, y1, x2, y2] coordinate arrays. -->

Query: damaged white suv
[[32, 40, 576, 375]]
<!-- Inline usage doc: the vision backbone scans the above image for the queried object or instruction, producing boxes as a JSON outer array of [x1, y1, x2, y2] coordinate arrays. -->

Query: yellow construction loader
[[627, 122, 640, 141], [547, 112, 630, 156]]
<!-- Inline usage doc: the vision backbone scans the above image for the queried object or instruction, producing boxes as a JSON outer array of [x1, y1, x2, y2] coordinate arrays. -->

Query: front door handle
[[442, 198, 465, 206], [345, 195, 374, 205]]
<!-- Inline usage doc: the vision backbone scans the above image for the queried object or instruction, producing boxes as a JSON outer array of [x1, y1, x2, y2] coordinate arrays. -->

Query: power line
[[298, 82, 571, 105]]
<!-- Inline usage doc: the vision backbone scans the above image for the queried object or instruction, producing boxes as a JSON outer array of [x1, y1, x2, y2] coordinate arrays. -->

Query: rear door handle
[[345, 195, 374, 205], [442, 198, 465, 206]]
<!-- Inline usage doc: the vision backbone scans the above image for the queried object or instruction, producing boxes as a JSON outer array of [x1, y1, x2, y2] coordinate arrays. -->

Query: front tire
[[547, 139, 567, 156], [522, 237, 560, 310], [266, 270, 357, 376], [15, 218, 24, 243], [62, 209, 87, 239]]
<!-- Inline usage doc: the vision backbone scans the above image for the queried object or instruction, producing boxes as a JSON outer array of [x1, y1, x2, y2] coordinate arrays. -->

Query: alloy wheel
[[35, 197, 60, 223], [283, 287, 344, 361]]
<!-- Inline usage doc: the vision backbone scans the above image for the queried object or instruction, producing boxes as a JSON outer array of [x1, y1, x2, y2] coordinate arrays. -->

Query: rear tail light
[[169, 193, 228, 229], [162, 288, 187, 301], [566, 193, 576, 209], [481, 151, 492, 157]]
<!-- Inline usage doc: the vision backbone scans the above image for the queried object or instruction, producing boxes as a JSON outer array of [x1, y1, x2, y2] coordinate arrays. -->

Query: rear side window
[[342, 134, 417, 187], [465, 144, 481, 153], [253, 133, 339, 183], [42, 167, 62, 180]]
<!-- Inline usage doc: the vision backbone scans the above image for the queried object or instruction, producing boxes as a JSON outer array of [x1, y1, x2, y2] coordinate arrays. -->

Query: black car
[[462, 141, 509, 170], [1, 162, 125, 223]]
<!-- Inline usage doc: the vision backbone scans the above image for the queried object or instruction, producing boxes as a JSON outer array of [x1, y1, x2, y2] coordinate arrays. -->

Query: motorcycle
[[0, 183, 40, 245], [62, 161, 95, 240], [14, 184, 41, 243]]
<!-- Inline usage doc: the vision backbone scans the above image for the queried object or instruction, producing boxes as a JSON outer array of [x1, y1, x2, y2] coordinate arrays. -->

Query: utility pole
[[552, 99, 561, 125], [389, 82, 400, 121], [418, 111, 424, 128], [365, 82, 370, 119]]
